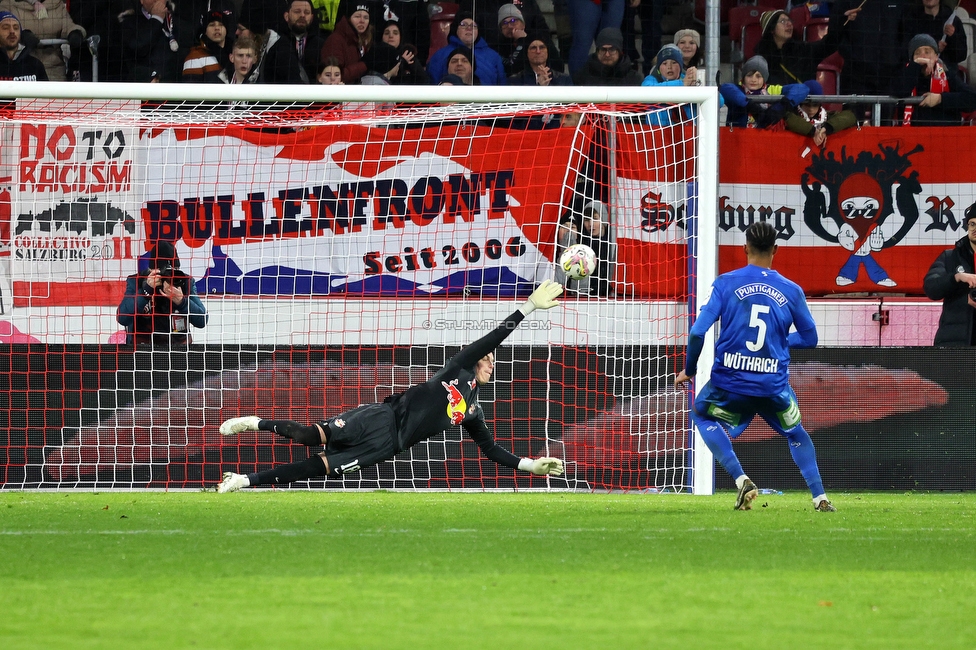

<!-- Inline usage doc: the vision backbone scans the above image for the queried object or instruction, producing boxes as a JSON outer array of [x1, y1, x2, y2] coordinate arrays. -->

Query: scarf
[[798, 105, 828, 127], [903, 60, 950, 125]]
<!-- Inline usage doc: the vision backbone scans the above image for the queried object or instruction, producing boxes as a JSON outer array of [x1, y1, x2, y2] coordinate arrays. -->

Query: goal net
[[0, 83, 718, 492]]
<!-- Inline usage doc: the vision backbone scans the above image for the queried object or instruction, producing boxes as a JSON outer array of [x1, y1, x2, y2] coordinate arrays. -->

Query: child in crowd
[[720, 55, 808, 129], [317, 56, 343, 84], [785, 80, 857, 146], [183, 9, 234, 82], [219, 35, 259, 85]]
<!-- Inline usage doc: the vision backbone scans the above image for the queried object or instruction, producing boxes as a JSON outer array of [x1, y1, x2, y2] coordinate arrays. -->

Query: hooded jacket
[[0, 42, 48, 81], [571, 50, 643, 86], [428, 32, 506, 85], [0, 0, 84, 81], [320, 14, 369, 84]]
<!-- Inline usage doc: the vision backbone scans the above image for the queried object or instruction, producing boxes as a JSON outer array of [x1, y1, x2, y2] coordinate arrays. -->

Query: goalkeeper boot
[[814, 499, 836, 512], [219, 416, 261, 436], [217, 472, 249, 493], [734, 479, 758, 511]]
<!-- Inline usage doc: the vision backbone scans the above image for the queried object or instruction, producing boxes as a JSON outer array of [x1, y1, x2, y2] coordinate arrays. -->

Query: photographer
[[117, 241, 208, 347], [923, 205, 976, 346]]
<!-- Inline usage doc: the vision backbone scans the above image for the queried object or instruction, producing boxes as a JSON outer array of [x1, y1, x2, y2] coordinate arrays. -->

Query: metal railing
[[36, 35, 100, 82]]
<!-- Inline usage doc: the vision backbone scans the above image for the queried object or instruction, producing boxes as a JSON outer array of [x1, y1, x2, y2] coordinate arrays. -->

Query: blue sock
[[785, 424, 824, 498], [692, 414, 745, 481]]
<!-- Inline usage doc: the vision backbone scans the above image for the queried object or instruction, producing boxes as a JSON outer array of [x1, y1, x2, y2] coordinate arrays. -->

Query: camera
[[970, 289, 976, 302], [145, 264, 190, 295]]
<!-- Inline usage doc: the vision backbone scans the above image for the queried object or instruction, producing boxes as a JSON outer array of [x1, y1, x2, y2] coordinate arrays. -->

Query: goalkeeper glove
[[519, 279, 563, 316], [518, 457, 565, 476]]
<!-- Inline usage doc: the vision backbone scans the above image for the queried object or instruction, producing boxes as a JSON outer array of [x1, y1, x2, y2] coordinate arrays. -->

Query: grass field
[[1, 491, 974, 650]]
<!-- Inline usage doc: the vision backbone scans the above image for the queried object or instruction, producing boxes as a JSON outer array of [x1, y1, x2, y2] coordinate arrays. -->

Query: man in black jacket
[[924, 205, 976, 346], [571, 27, 641, 86], [0, 10, 48, 81]]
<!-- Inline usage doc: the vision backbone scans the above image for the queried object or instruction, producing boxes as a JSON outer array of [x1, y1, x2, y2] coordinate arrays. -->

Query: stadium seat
[[789, 4, 810, 35], [803, 17, 829, 42], [729, 4, 776, 73], [694, 0, 734, 26], [427, 2, 459, 63], [817, 52, 843, 112]]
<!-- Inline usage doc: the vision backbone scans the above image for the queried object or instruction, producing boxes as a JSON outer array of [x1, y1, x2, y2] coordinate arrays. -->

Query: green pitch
[[1, 491, 974, 650]]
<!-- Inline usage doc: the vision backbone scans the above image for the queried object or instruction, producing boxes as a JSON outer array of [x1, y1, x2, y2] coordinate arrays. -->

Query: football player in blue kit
[[675, 221, 835, 512], [215, 280, 567, 492]]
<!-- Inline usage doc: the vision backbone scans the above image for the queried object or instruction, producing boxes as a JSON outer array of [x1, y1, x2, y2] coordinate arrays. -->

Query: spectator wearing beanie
[[507, 31, 572, 86], [379, 17, 429, 85], [785, 79, 857, 146], [891, 33, 976, 126], [566, 0, 625, 75], [754, 8, 846, 87], [494, 4, 563, 77], [0, 0, 85, 81], [720, 54, 809, 129], [182, 5, 236, 82], [642, 44, 722, 125], [427, 11, 506, 85], [464, 0, 552, 56], [572, 27, 642, 86], [321, 1, 376, 84], [0, 9, 47, 82]]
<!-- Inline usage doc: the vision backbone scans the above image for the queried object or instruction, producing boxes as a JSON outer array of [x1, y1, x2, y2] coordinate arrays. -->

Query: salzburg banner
[[718, 128, 974, 296]]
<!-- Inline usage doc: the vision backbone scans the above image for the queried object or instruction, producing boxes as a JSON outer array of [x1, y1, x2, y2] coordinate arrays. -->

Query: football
[[559, 244, 597, 280]]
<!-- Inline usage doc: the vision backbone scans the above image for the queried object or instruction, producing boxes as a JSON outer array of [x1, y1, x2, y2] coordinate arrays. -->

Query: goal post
[[0, 81, 718, 492]]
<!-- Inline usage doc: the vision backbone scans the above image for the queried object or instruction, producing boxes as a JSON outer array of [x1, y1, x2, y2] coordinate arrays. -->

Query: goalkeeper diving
[[216, 280, 566, 492]]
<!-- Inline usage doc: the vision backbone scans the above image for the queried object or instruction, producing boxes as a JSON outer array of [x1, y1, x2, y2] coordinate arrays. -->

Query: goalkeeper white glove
[[519, 279, 563, 316], [518, 457, 565, 476]]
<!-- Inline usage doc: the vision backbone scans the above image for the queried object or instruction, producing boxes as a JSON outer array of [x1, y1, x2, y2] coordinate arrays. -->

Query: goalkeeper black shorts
[[319, 403, 398, 476]]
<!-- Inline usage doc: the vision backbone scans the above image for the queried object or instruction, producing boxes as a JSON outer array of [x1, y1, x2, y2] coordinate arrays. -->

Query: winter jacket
[[427, 34, 507, 85], [320, 16, 369, 84], [0, 0, 84, 81], [571, 52, 643, 86], [754, 29, 841, 87], [0, 42, 48, 81], [924, 236, 976, 346], [890, 59, 976, 126], [720, 82, 808, 129]]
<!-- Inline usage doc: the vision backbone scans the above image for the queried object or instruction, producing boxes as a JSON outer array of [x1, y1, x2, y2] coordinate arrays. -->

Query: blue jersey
[[686, 264, 817, 396]]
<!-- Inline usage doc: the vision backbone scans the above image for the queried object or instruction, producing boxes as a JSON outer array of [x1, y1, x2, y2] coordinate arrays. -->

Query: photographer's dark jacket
[[117, 272, 208, 346], [923, 235, 976, 346]]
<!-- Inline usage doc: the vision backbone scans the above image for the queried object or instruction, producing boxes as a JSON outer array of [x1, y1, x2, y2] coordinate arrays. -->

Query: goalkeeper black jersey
[[386, 310, 526, 469]]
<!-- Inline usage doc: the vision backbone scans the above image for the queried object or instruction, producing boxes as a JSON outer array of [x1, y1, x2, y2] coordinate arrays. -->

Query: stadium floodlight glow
[[1, 81, 717, 494]]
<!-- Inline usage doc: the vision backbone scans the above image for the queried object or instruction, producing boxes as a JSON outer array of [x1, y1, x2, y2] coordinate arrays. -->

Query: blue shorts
[[693, 383, 803, 438], [318, 403, 398, 476]]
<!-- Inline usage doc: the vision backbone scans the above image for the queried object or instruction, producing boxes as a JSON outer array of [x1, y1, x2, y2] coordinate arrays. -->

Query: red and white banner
[[718, 128, 972, 296]]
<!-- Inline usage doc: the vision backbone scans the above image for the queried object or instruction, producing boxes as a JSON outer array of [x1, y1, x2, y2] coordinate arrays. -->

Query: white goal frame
[[0, 81, 719, 494]]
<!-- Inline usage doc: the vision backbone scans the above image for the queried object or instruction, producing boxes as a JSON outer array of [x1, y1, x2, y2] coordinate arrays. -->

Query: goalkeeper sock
[[784, 424, 825, 498], [260, 419, 324, 446], [247, 455, 328, 486]]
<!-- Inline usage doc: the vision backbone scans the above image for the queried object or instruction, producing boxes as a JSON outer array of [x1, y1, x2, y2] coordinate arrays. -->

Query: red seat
[[729, 4, 777, 73], [789, 4, 810, 34], [694, 0, 735, 26], [427, 2, 459, 63], [803, 17, 830, 42], [817, 52, 844, 112]]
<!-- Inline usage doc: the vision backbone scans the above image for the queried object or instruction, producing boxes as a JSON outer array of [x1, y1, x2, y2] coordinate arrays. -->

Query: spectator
[[182, 7, 234, 82], [116, 0, 194, 82], [571, 27, 642, 86], [359, 39, 398, 83], [720, 55, 809, 129], [891, 33, 976, 125], [556, 200, 615, 296], [0, 9, 47, 80], [674, 28, 704, 85], [438, 72, 464, 85], [641, 44, 705, 126], [622, 0, 664, 76], [0, 0, 85, 81], [829, 0, 909, 122], [462, 0, 551, 58], [923, 203, 976, 346], [117, 241, 208, 348], [238, 13, 309, 83], [784, 79, 857, 147], [283, 0, 327, 83], [427, 11, 506, 85], [321, 1, 374, 84], [316, 54, 343, 83], [378, 0, 429, 64], [219, 33, 259, 84], [495, 3, 562, 77], [899, 0, 967, 70], [444, 44, 477, 85], [379, 17, 429, 84], [567, 0, 624, 75], [753, 8, 851, 87], [507, 32, 571, 86]]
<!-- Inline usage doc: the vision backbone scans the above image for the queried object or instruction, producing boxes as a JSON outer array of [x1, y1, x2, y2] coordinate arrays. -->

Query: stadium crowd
[[1, 0, 975, 125]]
